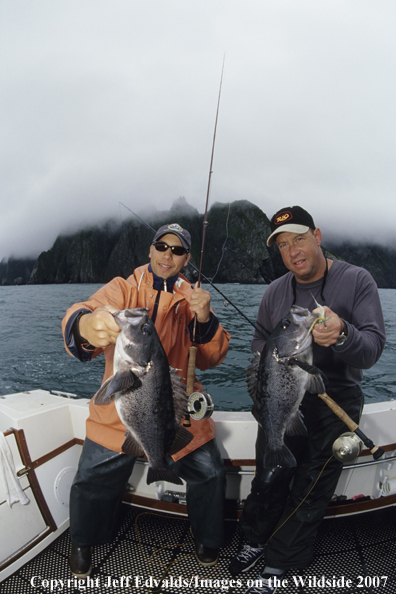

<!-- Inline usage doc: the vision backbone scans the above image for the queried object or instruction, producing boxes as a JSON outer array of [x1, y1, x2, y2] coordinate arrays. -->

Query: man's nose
[[289, 243, 300, 256]]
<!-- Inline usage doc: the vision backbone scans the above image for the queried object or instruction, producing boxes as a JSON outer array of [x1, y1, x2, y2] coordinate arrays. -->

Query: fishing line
[[134, 510, 219, 592], [135, 459, 337, 582], [134, 511, 192, 591], [211, 201, 231, 283], [264, 455, 335, 546]]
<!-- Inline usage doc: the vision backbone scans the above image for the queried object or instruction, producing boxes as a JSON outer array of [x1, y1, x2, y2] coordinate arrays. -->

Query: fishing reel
[[186, 391, 214, 420], [332, 432, 363, 463]]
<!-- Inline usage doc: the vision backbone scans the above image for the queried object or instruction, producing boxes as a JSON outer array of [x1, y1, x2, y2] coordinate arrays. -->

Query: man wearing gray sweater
[[230, 206, 386, 594]]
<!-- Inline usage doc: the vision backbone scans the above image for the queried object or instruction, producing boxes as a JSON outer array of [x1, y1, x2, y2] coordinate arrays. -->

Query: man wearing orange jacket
[[62, 223, 230, 577]]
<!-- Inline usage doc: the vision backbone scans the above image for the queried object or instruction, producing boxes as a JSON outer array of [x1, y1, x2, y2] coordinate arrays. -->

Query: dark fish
[[94, 308, 193, 485], [246, 305, 326, 468]]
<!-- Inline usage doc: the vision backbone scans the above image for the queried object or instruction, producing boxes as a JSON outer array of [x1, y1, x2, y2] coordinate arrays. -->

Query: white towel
[[0, 432, 30, 507]]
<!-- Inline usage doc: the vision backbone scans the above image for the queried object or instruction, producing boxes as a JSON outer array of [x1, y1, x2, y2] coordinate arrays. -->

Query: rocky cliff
[[325, 241, 396, 289], [0, 257, 36, 286], [2, 198, 396, 288]]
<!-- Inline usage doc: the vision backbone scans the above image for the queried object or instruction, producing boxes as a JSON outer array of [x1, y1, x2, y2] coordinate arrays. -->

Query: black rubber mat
[[2, 504, 396, 594]]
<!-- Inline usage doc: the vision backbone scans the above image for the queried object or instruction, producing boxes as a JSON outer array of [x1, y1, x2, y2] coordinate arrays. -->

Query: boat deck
[[2, 504, 396, 594]]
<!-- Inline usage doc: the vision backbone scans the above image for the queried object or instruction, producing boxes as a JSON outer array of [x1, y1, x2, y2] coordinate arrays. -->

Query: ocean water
[[0, 283, 395, 409]]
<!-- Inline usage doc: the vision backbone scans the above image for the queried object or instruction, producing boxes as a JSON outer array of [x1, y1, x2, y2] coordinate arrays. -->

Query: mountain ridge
[[1, 199, 395, 288]]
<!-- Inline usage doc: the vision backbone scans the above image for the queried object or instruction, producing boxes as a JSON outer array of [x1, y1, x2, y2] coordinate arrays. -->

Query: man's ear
[[314, 228, 322, 246]]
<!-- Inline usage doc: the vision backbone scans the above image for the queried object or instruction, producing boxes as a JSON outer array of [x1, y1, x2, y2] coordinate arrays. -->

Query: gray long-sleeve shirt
[[251, 260, 386, 391]]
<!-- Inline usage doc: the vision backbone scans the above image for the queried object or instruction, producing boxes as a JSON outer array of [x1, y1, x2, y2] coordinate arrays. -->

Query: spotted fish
[[94, 308, 193, 484]]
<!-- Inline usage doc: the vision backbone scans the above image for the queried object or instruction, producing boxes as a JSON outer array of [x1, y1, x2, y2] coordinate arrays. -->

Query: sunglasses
[[152, 241, 189, 256]]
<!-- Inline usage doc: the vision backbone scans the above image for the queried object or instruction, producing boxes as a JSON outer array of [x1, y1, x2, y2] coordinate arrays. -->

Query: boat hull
[[1, 390, 396, 581]]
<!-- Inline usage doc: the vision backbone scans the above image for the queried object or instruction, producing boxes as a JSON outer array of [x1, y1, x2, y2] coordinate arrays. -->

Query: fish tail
[[147, 467, 183, 486], [263, 446, 297, 469]]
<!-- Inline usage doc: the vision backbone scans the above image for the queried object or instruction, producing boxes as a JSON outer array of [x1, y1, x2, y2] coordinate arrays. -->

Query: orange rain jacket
[[62, 264, 230, 460]]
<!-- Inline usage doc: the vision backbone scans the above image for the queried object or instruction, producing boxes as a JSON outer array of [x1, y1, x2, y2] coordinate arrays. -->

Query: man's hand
[[79, 305, 120, 348], [189, 285, 211, 323], [312, 305, 344, 348]]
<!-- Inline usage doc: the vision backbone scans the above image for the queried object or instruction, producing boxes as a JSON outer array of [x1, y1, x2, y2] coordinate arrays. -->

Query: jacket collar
[[148, 264, 179, 292], [133, 264, 193, 298]]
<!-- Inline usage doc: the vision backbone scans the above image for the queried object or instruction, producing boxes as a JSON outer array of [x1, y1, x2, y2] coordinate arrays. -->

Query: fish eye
[[141, 324, 151, 335], [281, 319, 290, 329]]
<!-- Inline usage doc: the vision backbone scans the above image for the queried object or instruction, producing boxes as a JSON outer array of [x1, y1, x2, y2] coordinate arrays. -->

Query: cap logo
[[167, 223, 183, 232], [275, 211, 292, 226]]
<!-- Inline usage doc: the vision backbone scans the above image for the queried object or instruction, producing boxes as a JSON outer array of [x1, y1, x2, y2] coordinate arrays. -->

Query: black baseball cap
[[152, 223, 191, 250], [266, 206, 316, 247]]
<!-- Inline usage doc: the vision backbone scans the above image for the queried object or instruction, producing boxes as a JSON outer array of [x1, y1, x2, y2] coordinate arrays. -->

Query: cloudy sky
[[1, 1, 396, 260]]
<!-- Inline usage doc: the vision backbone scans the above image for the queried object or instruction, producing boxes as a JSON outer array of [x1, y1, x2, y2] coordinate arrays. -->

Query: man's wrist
[[74, 311, 90, 344], [335, 320, 348, 347]]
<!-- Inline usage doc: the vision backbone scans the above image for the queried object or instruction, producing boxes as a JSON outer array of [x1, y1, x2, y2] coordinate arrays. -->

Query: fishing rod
[[196, 55, 225, 290], [187, 57, 225, 415], [119, 201, 267, 340]]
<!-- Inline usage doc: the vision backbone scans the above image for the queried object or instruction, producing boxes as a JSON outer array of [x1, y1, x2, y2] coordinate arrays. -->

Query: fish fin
[[285, 411, 307, 436], [305, 372, 326, 394], [245, 352, 261, 403], [121, 431, 145, 457], [288, 358, 327, 394], [263, 446, 297, 468], [94, 370, 138, 406], [168, 425, 194, 456], [109, 370, 138, 392], [147, 467, 183, 486], [93, 378, 113, 405], [170, 367, 189, 425]]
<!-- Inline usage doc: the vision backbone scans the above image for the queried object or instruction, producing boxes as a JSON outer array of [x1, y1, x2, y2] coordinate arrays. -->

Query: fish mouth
[[274, 332, 312, 361], [115, 338, 152, 375], [114, 308, 152, 371], [277, 307, 318, 359], [274, 324, 314, 360], [113, 308, 150, 332], [291, 331, 313, 357], [273, 307, 324, 362], [113, 308, 148, 320]]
